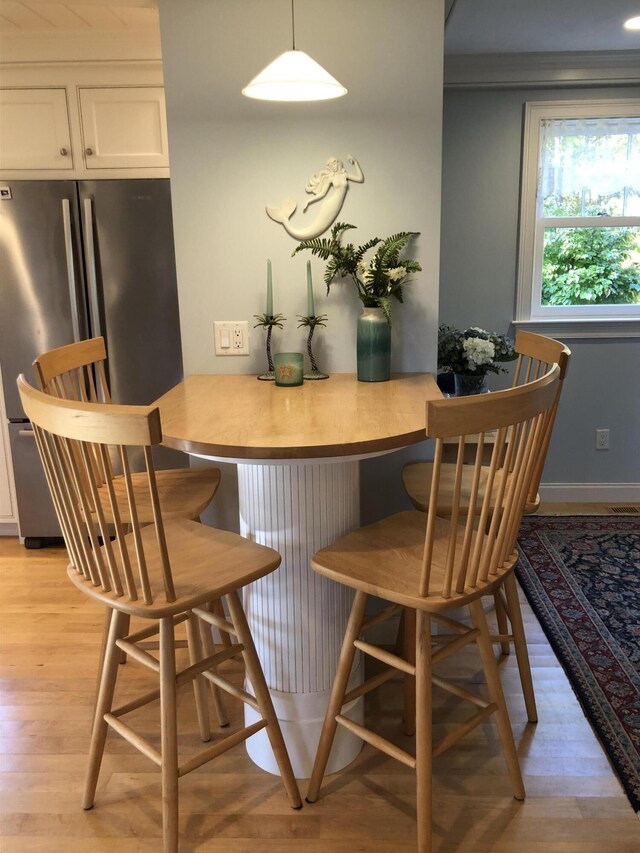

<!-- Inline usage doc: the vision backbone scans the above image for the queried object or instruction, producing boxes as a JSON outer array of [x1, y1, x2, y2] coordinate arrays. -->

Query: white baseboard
[[0, 522, 19, 536], [539, 483, 640, 503]]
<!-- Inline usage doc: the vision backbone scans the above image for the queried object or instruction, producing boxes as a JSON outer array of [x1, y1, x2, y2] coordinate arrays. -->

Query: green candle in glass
[[274, 352, 304, 387], [306, 261, 315, 317], [267, 259, 273, 317]]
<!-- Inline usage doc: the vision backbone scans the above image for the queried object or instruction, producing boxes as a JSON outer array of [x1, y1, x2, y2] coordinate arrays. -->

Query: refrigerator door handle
[[82, 197, 102, 339], [62, 199, 82, 343]]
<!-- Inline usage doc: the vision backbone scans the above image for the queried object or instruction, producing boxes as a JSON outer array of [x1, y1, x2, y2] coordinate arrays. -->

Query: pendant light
[[242, 0, 347, 102]]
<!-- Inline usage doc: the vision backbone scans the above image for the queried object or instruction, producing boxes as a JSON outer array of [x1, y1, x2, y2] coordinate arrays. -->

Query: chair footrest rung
[[124, 612, 188, 645], [361, 604, 403, 633], [111, 686, 161, 718], [490, 633, 514, 644], [431, 612, 469, 635], [335, 715, 416, 769], [192, 605, 237, 638], [175, 644, 243, 689], [343, 666, 398, 705], [431, 628, 479, 665], [353, 639, 416, 676], [432, 674, 492, 709], [137, 639, 188, 650], [115, 639, 160, 672], [432, 703, 497, 759], [104, 713, 162, 766], [202, 670, 260, 710], [178, 719, 268, 777]]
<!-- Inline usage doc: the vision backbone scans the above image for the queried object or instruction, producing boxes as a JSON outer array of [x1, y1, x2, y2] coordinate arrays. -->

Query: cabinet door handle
[[85, 147, 94, 156], [60, 147, 69, 156], [18, 429, 35, 438]]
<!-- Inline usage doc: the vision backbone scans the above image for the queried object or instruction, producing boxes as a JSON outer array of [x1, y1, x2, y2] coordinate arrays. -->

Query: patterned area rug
[[516, 515, 640, 812]]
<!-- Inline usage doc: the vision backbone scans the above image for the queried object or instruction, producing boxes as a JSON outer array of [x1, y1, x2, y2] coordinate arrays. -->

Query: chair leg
[[213, 598, 233, 650], [225, 590, 302, 810], [415, 609, 433, 853], [469, 599, 525, 801], [93, 607, 112, 705], [197, 604, 229, 728], [306, 590, 368, 804], [403, 607, 417, 737], [83, 609, 128, 810], [160, 616, 179, 853], [493, 590, 511, 655], [186, 612, 211, 742], [503, 573, 538, 723]]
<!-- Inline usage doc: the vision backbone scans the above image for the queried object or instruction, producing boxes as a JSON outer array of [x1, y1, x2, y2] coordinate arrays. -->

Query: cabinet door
[[79, 87, 170, 169], [0, 89, 73, 171]]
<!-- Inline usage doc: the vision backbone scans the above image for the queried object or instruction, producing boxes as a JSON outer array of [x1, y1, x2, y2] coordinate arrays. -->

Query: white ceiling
[[0, 0, 157, 32], [445, 0, 640, 54], [1, 0, 639, 53]]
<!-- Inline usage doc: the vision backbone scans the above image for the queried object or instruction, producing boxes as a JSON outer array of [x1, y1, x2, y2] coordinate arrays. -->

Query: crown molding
[[444, 50, 640, 89], [0, 30, 161, 64]]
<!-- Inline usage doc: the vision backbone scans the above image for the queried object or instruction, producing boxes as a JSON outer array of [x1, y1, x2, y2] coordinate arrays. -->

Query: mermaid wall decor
[[266, 155, 364, 241]]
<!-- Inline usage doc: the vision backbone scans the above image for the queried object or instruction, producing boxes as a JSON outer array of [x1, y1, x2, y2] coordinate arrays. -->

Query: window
[[516, 100, 640, 335]]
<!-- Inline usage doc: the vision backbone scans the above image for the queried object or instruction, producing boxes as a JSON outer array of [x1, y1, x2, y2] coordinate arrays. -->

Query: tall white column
[[237, 460, 364, 778]]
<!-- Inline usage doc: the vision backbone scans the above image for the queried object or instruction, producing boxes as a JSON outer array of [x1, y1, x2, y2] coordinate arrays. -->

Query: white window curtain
[[539, 116, 640, 214]]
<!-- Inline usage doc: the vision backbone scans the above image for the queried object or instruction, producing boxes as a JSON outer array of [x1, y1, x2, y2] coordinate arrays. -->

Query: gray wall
[[440, 86, 640, 497], [158, 0, 444, 530]]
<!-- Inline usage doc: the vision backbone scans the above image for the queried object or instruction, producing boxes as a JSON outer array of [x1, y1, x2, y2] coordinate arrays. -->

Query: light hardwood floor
[[1, 512, 638, 852]]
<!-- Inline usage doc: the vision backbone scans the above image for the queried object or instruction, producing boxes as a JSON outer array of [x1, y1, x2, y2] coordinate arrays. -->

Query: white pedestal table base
[[237, 460, 364, 779]]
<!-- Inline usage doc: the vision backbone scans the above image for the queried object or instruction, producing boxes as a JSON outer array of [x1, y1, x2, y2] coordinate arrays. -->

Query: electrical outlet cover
[[214, 321, 250, 356]]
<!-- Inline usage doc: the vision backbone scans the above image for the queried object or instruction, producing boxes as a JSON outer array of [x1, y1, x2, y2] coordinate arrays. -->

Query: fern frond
[[377, 231, 419, 268], [292, 237, 335, 259], [353, 237, 381, 263], [378, 296, 392, 326]]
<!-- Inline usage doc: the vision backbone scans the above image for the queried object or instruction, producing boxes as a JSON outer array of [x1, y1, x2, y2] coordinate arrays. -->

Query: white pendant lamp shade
[[242, 49, 347, 102]]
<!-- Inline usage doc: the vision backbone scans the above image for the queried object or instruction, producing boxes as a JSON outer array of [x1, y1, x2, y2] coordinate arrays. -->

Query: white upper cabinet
[[0, 66, 169, 179], [0, 88, 73, 171], [79, 87, 170, 170]]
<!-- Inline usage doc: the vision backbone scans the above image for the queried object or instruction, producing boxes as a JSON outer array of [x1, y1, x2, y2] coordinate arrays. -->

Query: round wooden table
[[155, 373, 440, 778]]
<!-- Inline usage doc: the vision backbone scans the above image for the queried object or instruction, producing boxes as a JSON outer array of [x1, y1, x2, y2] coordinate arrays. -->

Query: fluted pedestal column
[[237, 460, 364, 779]]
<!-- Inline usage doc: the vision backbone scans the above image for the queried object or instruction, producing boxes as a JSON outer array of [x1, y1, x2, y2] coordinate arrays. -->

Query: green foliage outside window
[[541, 226, 640, 306]]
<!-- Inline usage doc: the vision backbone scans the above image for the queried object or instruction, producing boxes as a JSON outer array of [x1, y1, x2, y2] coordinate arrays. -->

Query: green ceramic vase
[[357, 307, 391, 382]]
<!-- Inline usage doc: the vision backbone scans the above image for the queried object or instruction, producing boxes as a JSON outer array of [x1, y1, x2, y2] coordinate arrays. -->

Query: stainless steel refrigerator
[[0, 179, 186, 546]]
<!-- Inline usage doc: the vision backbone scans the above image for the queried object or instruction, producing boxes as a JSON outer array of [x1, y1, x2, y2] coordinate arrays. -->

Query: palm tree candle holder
[[254, 313, 286, 380], [298, 314, 329, 380]]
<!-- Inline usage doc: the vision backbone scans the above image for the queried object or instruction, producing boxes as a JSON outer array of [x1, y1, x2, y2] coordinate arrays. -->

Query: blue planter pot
[[453, 372, 489, 396], [357, 307, 391, 382]]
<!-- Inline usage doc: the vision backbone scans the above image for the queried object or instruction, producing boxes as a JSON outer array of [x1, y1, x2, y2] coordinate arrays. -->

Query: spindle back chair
[[400, 331, 570, 723], [33, 337, 221, 520], [17, 374, 301, 852], [306, 365, 560, 853], [402, 330, 570, 515]]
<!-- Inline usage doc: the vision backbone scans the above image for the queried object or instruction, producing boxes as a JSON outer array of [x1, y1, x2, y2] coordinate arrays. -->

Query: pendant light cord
[[291, 0, 296, 49]]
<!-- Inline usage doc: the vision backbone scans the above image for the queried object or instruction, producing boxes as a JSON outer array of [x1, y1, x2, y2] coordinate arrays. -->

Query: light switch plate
[[214, 321, 250, 356]]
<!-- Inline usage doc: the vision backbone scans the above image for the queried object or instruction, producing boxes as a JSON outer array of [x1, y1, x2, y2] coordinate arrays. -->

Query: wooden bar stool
[[33, 337, 231, 714], [306, 366, 560, 853], [17, 374, 302, 853], [33, 337, 222, 522], [401, 331, 571, 723]]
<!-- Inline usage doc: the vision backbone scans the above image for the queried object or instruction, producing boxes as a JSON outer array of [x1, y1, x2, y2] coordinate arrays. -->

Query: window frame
[[516, 99, 640, 338]]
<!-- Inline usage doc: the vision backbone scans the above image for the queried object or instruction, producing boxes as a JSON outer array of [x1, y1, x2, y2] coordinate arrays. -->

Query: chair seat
[[312, 510, 516, 612], [402, 461, 538, 516], [67, 517, 280, 618], [98, 467, 221, 523]]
